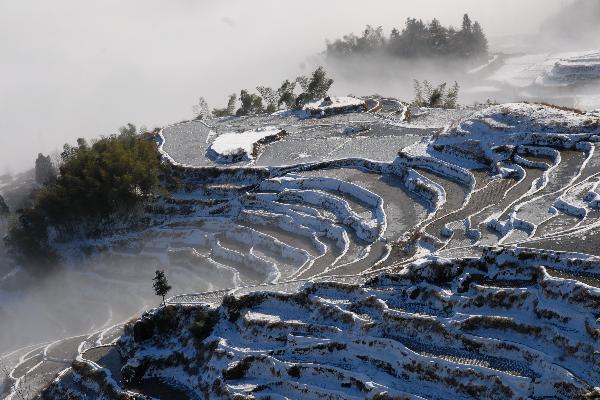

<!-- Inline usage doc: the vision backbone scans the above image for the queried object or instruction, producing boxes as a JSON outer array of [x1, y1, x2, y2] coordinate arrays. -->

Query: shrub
[[7, 127, 161, 269], [413, 80, 460, 108]]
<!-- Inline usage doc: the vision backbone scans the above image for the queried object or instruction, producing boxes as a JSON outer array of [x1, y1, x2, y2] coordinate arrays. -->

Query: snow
[[24, 99, 600, 400], [538, 51, 600, 86], [208, 126, 283, 163], [58, 247, 596, 400], [304, 96, 366, 113]]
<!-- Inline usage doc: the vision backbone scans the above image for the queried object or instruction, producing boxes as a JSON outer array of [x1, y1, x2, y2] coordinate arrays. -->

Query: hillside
[[3, 99, 600, 399]]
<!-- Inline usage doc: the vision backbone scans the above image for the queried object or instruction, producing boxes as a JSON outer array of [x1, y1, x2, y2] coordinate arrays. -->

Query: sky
[[0, 0, 572, 173]]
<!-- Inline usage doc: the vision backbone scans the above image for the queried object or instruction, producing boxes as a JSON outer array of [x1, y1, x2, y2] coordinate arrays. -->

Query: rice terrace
[[2, 1, 600, 399]]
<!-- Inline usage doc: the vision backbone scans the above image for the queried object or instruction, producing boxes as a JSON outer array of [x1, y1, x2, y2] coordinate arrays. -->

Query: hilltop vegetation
[[206, 66, 334, 118], [326, 14, 488, 61], [6, 126, 161, 269]]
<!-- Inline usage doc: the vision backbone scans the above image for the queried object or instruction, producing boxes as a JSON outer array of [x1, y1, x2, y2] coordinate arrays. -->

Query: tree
[[427, 18, 448, 55], [193, 97, 210, 120], [293, 67, 335, 107], [0, 194, 8, 220], [118, 123, 137, 136], [277, 80, 297, 109], [413, 80, 425, 107], [34, 153, 57, 185], [462, 14, 472, 34], [471, 22, 488, 56], [355, 25, 385, 53], [307, 66, 334, 100], [444, 82, 460, 108], [295, 75, 310, 92], [212, 93, 238, 117], [236, 89, 264, 116], [325, 14, 488, 61], [413, 80, 460, 109], [226, 93, 237, 115], [153, 269, 172, 305], [256, 86, 278, 113]]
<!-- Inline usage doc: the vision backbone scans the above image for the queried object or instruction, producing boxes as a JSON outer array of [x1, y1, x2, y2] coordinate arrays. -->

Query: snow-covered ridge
[[538, 51, 600, 86], [44, 247, 600, 399]]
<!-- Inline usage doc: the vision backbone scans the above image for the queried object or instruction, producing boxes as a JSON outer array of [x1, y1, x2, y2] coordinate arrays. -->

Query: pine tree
[[0, 194, 9, 219], [153, 270, 172, 305], [444, 82, 460, 108], [295, 76, 310, 92], [462, 14, 472, 33], [306, 66, 334, 100], [471, 22, 488, 56], [34, 153, 57, 185], [427, 19, 448, 55], [256, 86, 278, 113], [226, 93, 237, 115], [236, 90, 264, 116], [277, 80, 296, 109], [193, 97, 210, 120], [413, 80, 425, 107]]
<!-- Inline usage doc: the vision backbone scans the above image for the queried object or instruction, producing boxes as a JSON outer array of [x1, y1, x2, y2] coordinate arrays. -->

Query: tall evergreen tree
[[226, 93, 237, 116], [277, 80, 296, 109], [326, 13, 487, 61], [153, 269, 172, 305], [306, 66, 334, 100], [471, 22, 488, 56], [462, 14, 472, 33], [34, 153, 57, 185], [193, 97, 210, 120], [237, 90, 264, 116], [0, 194, 9, 220], [256, 86, 278, 113]]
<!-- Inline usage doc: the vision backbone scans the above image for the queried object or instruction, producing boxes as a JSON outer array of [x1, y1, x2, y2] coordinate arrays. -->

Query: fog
[[1, 0, 595, 359], [1, 0, 574, 174]]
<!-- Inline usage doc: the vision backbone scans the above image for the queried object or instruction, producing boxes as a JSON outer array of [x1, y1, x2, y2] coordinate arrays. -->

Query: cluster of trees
[[199, 66, 334, 119], [6, 125, 161, 269], [326, 14, 488, 60], [413, 80, 460, 108]]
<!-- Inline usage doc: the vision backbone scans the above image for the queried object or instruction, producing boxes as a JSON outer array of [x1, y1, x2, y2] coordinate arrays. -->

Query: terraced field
[[6, 100, 600, 399]]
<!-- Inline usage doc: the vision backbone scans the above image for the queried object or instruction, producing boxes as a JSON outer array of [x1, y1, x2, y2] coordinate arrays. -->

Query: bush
[[413, 80, 459, 108], [7, 127, 161, 269]]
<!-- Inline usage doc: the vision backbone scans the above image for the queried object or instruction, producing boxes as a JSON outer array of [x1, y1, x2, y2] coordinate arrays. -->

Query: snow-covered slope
[[11, 101, 600, 400], [538, 51, 600, 87], [43, 247, 600, 399]]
